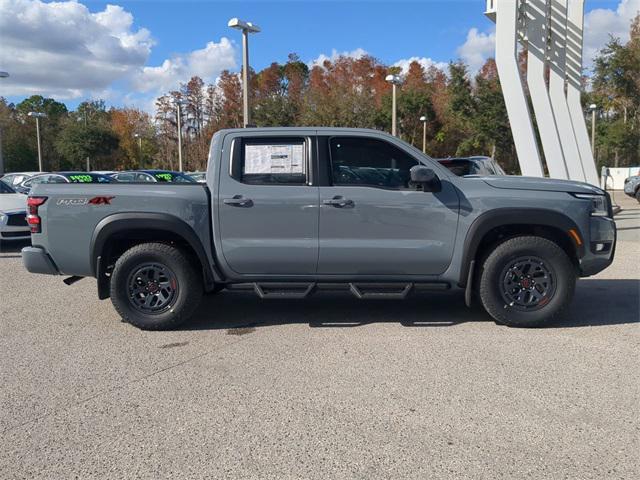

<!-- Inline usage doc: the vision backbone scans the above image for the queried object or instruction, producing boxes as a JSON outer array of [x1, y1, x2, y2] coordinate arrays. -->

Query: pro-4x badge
[[56, 196, 115, 206]]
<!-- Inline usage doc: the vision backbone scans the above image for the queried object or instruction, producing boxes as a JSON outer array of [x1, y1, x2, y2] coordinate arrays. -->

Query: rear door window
[[234, 138, 308, 185]]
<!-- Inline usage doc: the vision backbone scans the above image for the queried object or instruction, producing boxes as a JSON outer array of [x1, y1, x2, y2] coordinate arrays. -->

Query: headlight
[[0, 213, 7, 224], [572, 193, 609, 216]]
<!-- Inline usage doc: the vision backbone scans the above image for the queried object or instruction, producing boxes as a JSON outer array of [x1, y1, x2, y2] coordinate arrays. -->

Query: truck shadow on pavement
[[0, 239, 30, 257], [185, 279, 639, 331]]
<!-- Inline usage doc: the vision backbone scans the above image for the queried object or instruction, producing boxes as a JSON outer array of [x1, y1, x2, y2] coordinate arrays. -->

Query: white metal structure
[[485, 0, 599, 185]]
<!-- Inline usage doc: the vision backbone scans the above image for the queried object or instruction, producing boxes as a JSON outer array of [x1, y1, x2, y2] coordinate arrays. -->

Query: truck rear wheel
[[478, 236, 576, 328], [110, 242, 203, 330]]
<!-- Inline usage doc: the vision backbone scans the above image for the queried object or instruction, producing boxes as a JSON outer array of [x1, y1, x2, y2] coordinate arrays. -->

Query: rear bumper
[[22, 246, 60, 275], [578, 216, 616, 277]]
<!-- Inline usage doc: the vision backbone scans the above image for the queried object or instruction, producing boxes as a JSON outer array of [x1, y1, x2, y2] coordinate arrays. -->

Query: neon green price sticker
[[155, 173, 173, 182], [68, 175, 93, 183]]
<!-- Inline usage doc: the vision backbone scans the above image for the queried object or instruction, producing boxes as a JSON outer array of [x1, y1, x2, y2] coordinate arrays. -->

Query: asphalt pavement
[[0, 194, 638, 479]]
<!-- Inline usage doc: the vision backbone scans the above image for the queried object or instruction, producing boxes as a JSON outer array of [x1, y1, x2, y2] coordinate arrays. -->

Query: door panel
[[318, 136, 459, 275], [217, 134, 319, 275], [319, 185, 459, 275]]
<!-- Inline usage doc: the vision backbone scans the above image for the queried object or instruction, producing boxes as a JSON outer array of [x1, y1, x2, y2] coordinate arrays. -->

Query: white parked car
[[0, 171, 40, 188], [0, 180, 29, 245]]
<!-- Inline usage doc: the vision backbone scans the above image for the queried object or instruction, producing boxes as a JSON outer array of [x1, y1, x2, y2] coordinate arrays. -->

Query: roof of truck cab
[[215, 127, 394, 136]]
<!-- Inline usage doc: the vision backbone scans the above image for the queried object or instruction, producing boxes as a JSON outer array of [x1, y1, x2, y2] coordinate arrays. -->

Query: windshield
[[0, 179, 16, 194], [438, 159, 476, 176], [151, 172, 196, 183]]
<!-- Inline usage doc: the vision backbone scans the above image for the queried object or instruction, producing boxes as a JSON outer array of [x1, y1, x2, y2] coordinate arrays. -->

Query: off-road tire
[[111, 242, 203, 330], [479, 236, 576, 328], [635, 188, 640, 203]]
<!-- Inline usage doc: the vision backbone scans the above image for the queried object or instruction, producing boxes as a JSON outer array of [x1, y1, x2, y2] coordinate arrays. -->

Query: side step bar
[[226, 282, 450, 300]]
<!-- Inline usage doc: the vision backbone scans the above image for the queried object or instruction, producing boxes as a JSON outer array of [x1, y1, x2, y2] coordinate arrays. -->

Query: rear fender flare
[[90, 212, 222, 290]]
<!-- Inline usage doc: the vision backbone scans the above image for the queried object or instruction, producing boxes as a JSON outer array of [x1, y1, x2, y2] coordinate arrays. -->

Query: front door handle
[[223, 195, 254, 208], [323, 196, 355, 208]]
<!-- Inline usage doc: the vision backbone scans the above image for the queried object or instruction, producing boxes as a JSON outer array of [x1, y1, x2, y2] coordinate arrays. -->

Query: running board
[[225, 282, 450, 300]]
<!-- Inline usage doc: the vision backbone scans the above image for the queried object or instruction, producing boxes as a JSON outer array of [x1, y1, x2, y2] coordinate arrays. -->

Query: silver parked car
[[0, 171, 40, 188], [0, 180, 29, 245], [623, 175, 640, 202]]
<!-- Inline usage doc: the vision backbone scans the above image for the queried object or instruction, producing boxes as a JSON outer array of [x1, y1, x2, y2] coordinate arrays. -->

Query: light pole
[[420, 115, 428, 154], [134, 133, 143, 168], [27, 112, 47, 172], [385, 74, 401, 136], [0, 71, 8, 175], [176, 102, 183, 172], [81, 109, 90, 171], [228, 18, 260, 127], [590, 105, 596, 159]]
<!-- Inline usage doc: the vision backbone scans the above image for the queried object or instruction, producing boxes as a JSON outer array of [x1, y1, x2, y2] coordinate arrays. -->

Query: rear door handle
[[223, 195, 254, 207], [323, 196, 355, 208]]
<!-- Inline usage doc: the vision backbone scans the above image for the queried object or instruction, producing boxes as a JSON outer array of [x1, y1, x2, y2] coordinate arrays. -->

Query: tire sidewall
[[480, 237, 576, 327], [111, 244, 201, 330]]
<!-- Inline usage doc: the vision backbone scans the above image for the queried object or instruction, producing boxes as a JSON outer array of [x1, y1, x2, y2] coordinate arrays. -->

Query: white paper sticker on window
[[244, 144, 304, 174]]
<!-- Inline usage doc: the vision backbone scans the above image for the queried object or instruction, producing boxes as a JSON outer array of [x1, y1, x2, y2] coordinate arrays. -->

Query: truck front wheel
[[110, 242, 203, 330], [478, 236, 576, 328]]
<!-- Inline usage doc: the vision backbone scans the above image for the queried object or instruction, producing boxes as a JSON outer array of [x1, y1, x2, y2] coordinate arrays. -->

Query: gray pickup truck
[[22, 128, 616, 330]]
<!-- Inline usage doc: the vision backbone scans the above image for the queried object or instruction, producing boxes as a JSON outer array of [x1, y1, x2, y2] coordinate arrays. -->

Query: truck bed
[[29, 183, 212, 277]]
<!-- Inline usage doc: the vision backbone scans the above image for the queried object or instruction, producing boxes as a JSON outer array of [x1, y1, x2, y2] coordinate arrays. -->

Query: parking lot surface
[[1, 195, 638, 479]]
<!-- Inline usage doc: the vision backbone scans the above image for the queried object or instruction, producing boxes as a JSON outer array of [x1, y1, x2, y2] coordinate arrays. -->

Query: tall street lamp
[[228, 17, 260, 127], [27, 112, 47, 172], [0, 71, 8, 175], [134, 133, 143, 168], [173, 100, 185, 172], [589, 104, 597, 158], [420, 115, 428, 154], [385, 74, 401, 136]]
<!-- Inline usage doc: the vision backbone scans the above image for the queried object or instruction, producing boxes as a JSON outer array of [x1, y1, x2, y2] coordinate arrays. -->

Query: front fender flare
[[459, 208, 584, 287]]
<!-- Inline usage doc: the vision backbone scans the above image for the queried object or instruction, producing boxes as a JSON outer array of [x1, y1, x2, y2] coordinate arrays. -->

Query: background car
[[437, 156, 506, 176], [15, 172, 113, 194], [188, 171, 207, 183], [110, 170, 196, 183], [0, 180, 29, 245], [110, 171, 157, 183], [0, 172, 41, 188], [623, 175, 640, 202]]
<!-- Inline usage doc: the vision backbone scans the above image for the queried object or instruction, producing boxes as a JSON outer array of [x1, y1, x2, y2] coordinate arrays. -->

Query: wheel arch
[[459, 208, 584, 288], [91, 213, 222, 298]]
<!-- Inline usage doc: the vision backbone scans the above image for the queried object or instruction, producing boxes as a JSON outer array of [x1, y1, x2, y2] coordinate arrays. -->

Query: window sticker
[[244, 144, 304, 175], [68, 174, 93, 183], [155, 173, 173, 182]]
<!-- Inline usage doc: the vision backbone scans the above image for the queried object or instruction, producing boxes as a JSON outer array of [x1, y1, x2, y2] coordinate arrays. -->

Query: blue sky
[[1, 0, 637, 111]]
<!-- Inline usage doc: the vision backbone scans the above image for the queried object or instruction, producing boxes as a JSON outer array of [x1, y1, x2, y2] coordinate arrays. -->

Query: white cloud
[[456, 27, 496, 74], [0, 0, 154, 98], [133, 38, 236, 93], [0, 0, 237, 108], [309, 48, 369, 67], [584, 0, 639, 69], [393, 56, 448, 75]]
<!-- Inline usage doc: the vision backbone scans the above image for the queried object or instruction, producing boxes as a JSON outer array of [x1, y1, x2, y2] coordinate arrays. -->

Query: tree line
[[1, 15, 638, 174]]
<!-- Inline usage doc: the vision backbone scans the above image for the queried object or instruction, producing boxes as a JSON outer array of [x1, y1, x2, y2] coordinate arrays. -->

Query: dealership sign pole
[[485, 0, 599, 184]]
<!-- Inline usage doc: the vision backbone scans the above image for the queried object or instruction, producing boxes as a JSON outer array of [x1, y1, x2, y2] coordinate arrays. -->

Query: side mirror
[[410, 165, 442, 192]]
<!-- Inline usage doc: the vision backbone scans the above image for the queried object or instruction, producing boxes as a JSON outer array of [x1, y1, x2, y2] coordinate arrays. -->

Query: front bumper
[[0, 228, 30, 240], [22, 246, 60, 275], [578, 216, 617, 277]]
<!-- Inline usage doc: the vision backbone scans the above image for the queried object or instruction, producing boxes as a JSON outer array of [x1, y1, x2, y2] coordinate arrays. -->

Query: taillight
[[27, 196, 47, 233]]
